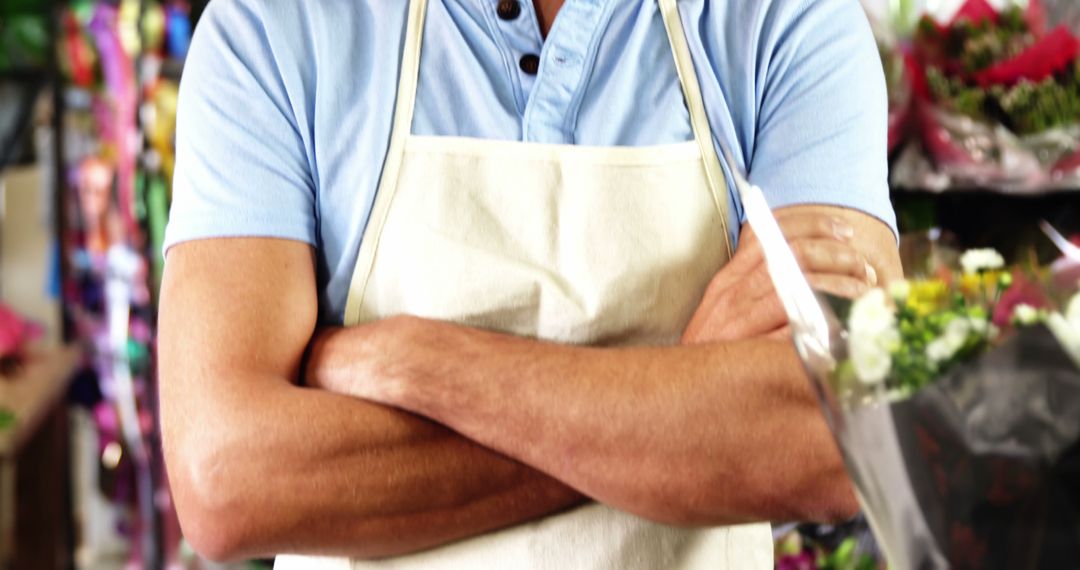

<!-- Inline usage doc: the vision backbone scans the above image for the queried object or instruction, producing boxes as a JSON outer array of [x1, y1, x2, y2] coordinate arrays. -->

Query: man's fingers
[[739, 239, 875, 304], [807, 274, 871, 299], [735, 215, 856, 272], [791, 239, 875, 285]]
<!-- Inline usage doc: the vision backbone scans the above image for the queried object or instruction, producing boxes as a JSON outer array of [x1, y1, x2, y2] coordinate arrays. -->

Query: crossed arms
[[159, 205, 901, 561]]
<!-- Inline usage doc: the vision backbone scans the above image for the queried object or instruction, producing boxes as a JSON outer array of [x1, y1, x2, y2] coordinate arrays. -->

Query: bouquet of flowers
[[796, 247, 1080, 569], [905, 0, 1080, 191]]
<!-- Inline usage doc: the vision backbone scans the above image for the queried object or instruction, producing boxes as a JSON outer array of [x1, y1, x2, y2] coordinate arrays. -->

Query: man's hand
[[305, 321, 413, 404], [683, 205, 901, 344]]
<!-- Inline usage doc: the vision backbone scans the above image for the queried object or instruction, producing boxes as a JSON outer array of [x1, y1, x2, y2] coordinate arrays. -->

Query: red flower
[[973, 26, 1080, 87], [950, 0, 998, 26], [776, 551, 818, 570]]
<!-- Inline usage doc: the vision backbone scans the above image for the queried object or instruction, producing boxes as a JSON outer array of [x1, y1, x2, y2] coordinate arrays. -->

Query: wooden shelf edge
[[0, 345, 81, 457]]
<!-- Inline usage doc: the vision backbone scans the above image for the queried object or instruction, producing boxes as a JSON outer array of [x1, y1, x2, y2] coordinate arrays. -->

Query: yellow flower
[[959, 271, 1005, 297], [906, 279, 949, 315]]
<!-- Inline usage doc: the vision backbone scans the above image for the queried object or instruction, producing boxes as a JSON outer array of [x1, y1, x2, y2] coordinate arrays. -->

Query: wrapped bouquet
[[799, 247, 1080, 569], [904, 0, 1080, 191]]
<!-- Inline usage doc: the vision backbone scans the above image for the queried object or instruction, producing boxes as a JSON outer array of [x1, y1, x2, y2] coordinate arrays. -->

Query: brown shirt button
[[519, 54, 540, 75], [496, 0, 521, 20]]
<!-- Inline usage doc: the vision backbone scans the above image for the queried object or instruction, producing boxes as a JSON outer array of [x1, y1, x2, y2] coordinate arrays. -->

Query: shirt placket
[[527, 0, 614, 144], [483, 0, 615, 144], [483, 0, 545, 115]]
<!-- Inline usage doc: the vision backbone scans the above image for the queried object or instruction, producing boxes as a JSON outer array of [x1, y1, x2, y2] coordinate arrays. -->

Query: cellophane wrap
[[907, 103, 1080, 193], [798, 299, 1080, 570]]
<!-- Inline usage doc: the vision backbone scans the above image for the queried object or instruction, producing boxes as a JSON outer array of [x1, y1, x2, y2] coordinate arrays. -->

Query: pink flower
[[776, 551, 818, 570], [0, 303, 42, 359], [992, 272, 1050, 327]]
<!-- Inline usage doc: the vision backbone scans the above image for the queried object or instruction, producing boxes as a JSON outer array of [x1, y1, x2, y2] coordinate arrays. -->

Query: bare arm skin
[[309, 207, 901, 527], [309, 317, 857, 527], [158, 239, 584, 562]]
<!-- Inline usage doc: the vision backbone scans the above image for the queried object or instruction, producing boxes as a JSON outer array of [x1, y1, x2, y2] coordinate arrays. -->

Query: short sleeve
[[749, 0, 898, 238], [163, 0, 316, 254]]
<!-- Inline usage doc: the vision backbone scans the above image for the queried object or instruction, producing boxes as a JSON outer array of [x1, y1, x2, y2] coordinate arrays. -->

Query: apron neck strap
[[390, 0, 429, 144]]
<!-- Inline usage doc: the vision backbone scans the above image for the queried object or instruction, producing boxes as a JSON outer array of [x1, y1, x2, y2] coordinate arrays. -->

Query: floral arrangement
[[889, 0, 1080, 191], [798, 244, 1080, 568], [838, 247, 1080, 399], [916, 1, 1080, 137]]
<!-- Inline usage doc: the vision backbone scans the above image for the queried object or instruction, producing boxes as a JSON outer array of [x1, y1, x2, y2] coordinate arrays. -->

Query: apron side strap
[[658, 0, 734, 260], [343, 0, 430, 325]]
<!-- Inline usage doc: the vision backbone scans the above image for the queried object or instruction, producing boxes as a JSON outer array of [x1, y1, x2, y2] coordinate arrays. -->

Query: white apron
[[277, 0, 772, 567]]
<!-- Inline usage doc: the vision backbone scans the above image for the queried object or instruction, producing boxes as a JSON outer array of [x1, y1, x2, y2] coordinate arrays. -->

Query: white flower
[[926, 317, 971, 365], [925, 338, 954, 364], [967, 315, 989, 335], [848, 289, 900, 385], [960, 248, 1005, 274], [1067, 293, 1080, 328], [1046, 312, 1080, 367], [850, 335, 898, 384], [888, 280, 911, 303], [849, 289, 895, 336], [1011, 303, 1041, 326]]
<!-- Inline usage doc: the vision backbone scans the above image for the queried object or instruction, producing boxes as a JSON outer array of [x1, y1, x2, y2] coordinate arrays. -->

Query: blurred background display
[[0, 1, 220, 568]]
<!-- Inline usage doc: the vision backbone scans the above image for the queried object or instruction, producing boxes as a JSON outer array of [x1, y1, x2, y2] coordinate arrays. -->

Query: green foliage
[[879, 270, 1011, 395], [0, 408, 14, 432], [998, 78, 1080, 134], [927, 67, 1080, 135], [927, 67, 989, 121], [817, 538, 880, 570], [890, 297, 991, 394]]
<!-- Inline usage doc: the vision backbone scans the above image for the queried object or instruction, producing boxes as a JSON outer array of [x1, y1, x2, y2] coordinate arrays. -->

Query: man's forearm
[[164, 372, 582, 561], [161, 239, 584, 561], [314, 318, 857, 527]]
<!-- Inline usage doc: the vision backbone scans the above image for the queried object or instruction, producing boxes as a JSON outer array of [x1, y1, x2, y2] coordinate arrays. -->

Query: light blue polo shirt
[[164, 0, 896, 324]]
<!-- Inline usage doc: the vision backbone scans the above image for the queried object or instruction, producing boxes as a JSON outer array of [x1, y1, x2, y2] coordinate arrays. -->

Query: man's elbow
[[180, 514, 247, 564], [167, 442, 258, 563], [788, 469, 861, 524]]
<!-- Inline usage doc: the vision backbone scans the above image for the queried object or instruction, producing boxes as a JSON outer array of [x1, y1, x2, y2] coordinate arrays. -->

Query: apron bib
[[278, 0, 772, 567]]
